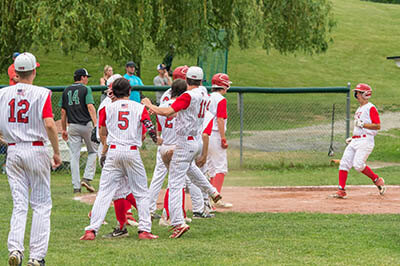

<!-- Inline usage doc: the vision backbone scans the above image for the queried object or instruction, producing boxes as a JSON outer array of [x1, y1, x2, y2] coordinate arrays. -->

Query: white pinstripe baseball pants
[[7, 144, 52, 261], [86, 146, 152, 233], [148, 147, 168, 214], [169, 136, 217, 226]]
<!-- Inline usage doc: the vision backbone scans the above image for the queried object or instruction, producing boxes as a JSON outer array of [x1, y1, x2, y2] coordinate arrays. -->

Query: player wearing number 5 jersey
[[80, 78, 159, 240], [0, 52, 61, 266], [333, 83, 385, 199], [142, 66, 222, 239]]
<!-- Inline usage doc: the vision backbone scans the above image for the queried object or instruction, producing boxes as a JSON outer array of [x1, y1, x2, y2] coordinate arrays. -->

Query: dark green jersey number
[[67, 90, 80, 105]]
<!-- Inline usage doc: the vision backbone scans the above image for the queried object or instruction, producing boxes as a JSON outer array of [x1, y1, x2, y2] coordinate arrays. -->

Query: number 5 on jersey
[[118, 111, 129, 130]]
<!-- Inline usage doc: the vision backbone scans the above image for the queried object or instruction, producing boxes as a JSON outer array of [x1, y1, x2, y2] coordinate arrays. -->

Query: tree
[[0, 0, 335, 72]]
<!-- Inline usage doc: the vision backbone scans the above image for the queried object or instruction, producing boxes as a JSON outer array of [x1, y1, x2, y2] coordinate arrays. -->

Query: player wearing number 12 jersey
[[0, 52, 61, 266], [142, 66, 222, 239]]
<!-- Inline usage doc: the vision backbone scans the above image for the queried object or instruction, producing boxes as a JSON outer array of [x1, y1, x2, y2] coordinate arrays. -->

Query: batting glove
[[100, 155, 107, 168], [221, 138, 228, 149], [355, 119, 364, 128], [345, 137, 352, 145]]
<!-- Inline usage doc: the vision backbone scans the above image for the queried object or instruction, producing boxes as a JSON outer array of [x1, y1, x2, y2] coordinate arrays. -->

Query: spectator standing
[[100, 65, 113, 86], [7, 52, 20, 85], [60, 68, 97, 193], [154, 63, 172, 104], [123, 61, 143, 103]]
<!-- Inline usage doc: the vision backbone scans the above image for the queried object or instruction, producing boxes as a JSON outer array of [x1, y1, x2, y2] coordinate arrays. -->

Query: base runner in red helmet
[[332, 83, 385, 199]]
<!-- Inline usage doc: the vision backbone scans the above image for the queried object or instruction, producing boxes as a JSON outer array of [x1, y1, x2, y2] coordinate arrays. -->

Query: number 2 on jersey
[[8, 99, 30, 123], [118, 111, 130, 130], [164, 117, 174, 128]]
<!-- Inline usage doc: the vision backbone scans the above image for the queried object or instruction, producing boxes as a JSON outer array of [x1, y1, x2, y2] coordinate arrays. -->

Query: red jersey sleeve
[[156, 116, 162, 132], [171, 93, 191, 112], [42, 92, 53, 118], [370, 106, 380, 124], [203, 119, 213, 136], [216, 98, 227, 119], [99, 107, 106, 127], [141, 107, 151, 122]]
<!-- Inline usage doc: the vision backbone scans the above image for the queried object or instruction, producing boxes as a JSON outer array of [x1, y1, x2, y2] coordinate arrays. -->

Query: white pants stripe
[[7, 144, 51, 260], [86, 148, 152, 233]]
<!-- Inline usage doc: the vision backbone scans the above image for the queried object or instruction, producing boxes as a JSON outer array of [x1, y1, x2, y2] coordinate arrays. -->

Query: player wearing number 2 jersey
[[0, 52, 61, 266], [80, 78, 159, 241], [142, 66, 222, 239]]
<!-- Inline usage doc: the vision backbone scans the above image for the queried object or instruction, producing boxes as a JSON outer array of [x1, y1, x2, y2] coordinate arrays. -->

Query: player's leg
[[185, 176, 204, 213], [148, 147, 168, 216], [6, 147, 29, 257], [26, 147, 52, 261], [81, 122, 97, 192], [187, 162, 219, 199], [67, 124, 83, 192], [335, 143, 357, 198]]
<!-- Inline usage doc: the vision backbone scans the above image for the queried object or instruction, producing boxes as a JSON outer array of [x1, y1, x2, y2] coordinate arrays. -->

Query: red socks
[[126, 193, 137, 210], [213, 173, 225, 193], [338, 170, 348, 190], [114, 198, 127, 229], [361, 166, 379, 182], [163, 188, 186, 220]]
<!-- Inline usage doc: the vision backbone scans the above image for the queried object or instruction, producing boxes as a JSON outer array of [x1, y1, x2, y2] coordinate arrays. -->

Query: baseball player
[[142, 66, 222, 239], [148, 65, 194, 219], [333, 83, 385, 198], [0, 52, 61, 266], [80, 78, 160, 240], [207, 73, 233, 208], [60, 68, 97, 193]]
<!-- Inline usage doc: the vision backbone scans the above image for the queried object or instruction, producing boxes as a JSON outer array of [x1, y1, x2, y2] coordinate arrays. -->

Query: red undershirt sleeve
[[203, 119, 213, 136], [156, 116, 162, 132], [99, 107, 106, 127], [141, 107, 150, 135], [216, 98, 227, 119], [171, 93, 191, 112], [370, 106, 380, 124], [42, 92, 54, 118]]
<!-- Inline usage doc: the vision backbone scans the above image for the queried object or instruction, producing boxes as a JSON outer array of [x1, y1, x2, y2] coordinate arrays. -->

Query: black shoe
[[102, 227, 129, 239], [73, 188, 81, 193], [193, 212, 215, 219], [151, 213, 161, 220], [81, 179, 95, 193], [27, 258, 45, 266]]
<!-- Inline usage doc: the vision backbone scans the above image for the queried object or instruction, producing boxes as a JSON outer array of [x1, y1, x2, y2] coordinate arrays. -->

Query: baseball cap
[[74, 68, 91, 77], [106, 74, 123, 87], [126, 61, 136, 67], [157, 64, 166, 70], [12, 52, 20, 59], [14, 52, 37, 72], [186, 66, 203, 80]]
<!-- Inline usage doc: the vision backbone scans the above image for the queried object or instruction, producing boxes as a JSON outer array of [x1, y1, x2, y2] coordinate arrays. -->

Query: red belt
[[8, 141, 44, 146], [187, 136, 194, 140], [110, 144, 137, 150], [352, 135, 367, 139]]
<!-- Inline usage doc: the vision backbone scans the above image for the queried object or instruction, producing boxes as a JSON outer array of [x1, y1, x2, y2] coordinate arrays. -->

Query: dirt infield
[[75, 185, 400, 215]]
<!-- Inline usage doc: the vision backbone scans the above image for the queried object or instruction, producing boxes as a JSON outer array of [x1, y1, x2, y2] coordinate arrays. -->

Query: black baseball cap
[[74, 68, 91, 77], [126, 61, 136, 67]]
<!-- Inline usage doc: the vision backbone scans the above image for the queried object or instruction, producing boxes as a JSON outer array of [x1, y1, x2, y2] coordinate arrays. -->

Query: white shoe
[[184, 217, 192, 223], [215, 200, 233, 208], [159, 216, 170, 227]]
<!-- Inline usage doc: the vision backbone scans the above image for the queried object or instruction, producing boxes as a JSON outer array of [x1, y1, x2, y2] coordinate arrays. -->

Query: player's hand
[[52, 153, 61, 170], [196, 155, 207, 168], [221, 138, 228, 149], [100, 155, 107, 168], [156, 137, 163, 145], [141, 98, 152, 108], [62, 130, 68, 141], [355, 119, 364, 128], [345, 137, 352, 145]]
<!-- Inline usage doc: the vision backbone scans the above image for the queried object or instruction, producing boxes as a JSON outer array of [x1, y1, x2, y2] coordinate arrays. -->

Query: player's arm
[[356, 107, 381, 130], [87, 104, 97, 126], [42, 93, 61, 168], [216, 98, 228, 148], [141, 107, 160, 144], [142, 98, 176, 116], [61, 108, 68, 141], [196, 119, 212, 168]]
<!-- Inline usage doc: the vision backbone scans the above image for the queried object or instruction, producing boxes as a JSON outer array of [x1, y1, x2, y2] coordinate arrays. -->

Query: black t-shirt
[[60, 83, 95, 125]]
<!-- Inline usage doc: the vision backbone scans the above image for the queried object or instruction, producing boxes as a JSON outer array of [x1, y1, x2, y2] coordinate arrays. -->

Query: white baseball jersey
[[96, 97, 112, 140], [208, 92, 227, 132], [0, 84, 53, 143], [157, 100, 176, 145], [353, 102, 380, 137], [99, 99, 149, 147], [159, 89, 172, 105]]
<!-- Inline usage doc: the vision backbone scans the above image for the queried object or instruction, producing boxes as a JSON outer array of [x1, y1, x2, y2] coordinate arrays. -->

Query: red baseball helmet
[[211, 73, 232, 89], [172, 65, 189, 80], [354, 83, 372, 99]]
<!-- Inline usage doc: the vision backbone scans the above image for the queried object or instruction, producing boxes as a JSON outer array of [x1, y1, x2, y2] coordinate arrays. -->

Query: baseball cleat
[[27, 258, 45, 266], [374, 177, 386, 195], [138, 231, 159, 240], [103, 227, 129, 239], [81, 179, 95, 193], [204, 199, 216, 213], [184, 217, 192, 223], [211, 192, 222, 203], [215, 200, 233, 208], [169, 224, 190, 239], [331, 189, 347, 199], [126, 214, 139, 226], [159, 216, 170, 227], [8, 250, 23, 266], [80, 230, 96, 240], [151, 212, 162, 220], [193, 212, 215, 219]]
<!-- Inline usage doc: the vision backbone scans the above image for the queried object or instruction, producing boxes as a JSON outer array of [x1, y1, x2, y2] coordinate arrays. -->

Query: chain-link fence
[[0, 84, 350, 173]]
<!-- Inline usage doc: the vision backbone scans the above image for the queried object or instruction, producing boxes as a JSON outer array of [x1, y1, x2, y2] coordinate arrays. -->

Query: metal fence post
[[239, 92, 244, 167], [346, 82, 351, 138]]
